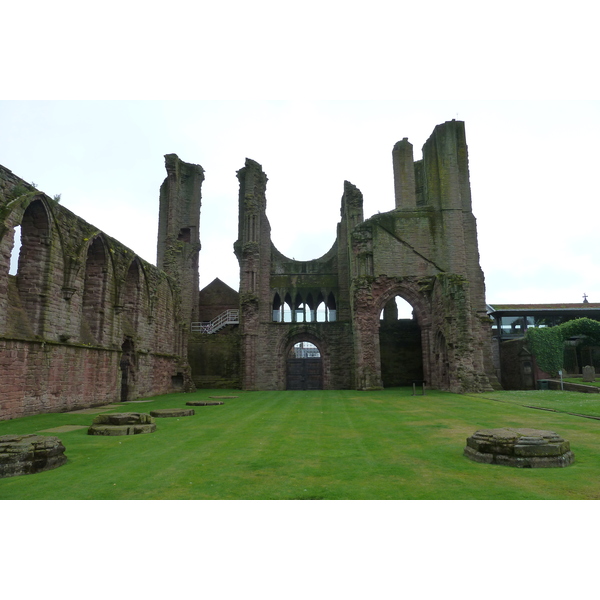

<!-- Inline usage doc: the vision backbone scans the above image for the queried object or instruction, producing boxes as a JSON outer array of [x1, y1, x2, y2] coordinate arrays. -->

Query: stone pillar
[[157, 154, 204, 325], [392, 138, 417, 209]]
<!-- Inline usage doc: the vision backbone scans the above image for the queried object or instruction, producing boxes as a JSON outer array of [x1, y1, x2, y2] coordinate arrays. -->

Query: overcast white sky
[[2, 1, 600, 313], [2, 100, 599, 306], [3, 0, 600, 590]]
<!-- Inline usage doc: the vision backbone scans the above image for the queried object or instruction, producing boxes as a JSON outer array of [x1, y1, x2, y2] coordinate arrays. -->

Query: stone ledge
[[186, 401, 224, 406], [150, 408, 195, 418], [87, 412, 156, 436]]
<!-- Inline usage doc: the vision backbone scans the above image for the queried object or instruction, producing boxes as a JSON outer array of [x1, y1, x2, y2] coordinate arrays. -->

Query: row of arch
[[1, 196, 183, 355], [272, 291, 338, 323]]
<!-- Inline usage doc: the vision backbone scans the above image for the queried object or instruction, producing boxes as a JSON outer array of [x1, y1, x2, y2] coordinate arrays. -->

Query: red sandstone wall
[[0, 165, 192, 421]]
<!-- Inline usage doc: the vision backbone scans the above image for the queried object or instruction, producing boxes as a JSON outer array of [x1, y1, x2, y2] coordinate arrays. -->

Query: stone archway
[[353, 276, 433, 390], [286, 341, 323, 390], [120, 338, 136, 402], [379, 295, 424, 387]]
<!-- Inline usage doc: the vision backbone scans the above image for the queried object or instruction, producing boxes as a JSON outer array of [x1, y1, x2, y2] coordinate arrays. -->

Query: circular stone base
[[150, 409, 195, 418], [88, 412, 156, 436], [186, 401, 224, 406], [0, 434, 67, 478], [464, 428, 574, 468]]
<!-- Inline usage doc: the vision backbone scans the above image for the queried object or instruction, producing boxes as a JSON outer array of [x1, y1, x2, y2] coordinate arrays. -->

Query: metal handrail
[[191, 309, 239, 333]]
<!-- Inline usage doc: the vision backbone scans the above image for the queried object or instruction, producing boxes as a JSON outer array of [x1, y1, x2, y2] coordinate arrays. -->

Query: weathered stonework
[[464, 428, 574, 468], [150, 408, 195, 417], [1, 158, 198, 421], [0, 434, 67, 478], [2, 120, 499, 410], [87, 412, 156, 435], [186, 400, 224, 406], [234, 121, 499, 392]]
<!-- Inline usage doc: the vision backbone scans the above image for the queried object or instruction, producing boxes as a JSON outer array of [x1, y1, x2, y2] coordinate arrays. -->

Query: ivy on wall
[[525, 318, 600, 376]]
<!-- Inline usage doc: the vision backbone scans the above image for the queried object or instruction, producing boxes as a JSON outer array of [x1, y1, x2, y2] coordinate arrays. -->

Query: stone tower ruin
[[157, 153, 204, 326], [234, 120, 498, 392]]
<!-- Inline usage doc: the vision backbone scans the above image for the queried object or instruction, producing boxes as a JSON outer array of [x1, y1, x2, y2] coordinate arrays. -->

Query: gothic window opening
[[8, 225, 21, 276], [316, 301, 327, 322], [122, 259, 144, 335], [294, 294, 305, 322], [272, 293, 282, 322], [283, 293, 293, 322], [16, 200, 51, 336], [326, 292, 337, 322], [380, 296, 414, 321], [82, 236, 109, 344], [379, 294, 423, 387]]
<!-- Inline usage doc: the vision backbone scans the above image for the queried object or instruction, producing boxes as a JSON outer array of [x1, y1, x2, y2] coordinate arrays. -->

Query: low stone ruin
[[149, 408, 195, 418], [88, 412, 156, 436], [0, 434, 67, 478], [464, 428, 574, 468], [186, 400, 224, 406]]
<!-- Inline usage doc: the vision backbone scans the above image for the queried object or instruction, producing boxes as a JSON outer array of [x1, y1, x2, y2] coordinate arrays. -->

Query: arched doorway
[[120, 338, 136, 402], [286, 341, 323, 390], [379, 295, 424, 387]]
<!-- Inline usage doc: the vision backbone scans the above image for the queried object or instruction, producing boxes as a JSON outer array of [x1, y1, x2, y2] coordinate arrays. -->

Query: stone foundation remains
[[464, 428, 574, 468], [0, 434, 67, 478], [186, 400, 224, 406], [150, 408, 195, 417], [87, 412, 156, 436]]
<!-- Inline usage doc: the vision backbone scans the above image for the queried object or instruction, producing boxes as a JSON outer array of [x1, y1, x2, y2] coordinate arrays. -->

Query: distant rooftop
[[488, 303, 600, 312]]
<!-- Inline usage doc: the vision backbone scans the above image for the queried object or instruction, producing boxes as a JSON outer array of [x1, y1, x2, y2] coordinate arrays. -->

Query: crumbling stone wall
[[234, 121, 499, 392], [0, 165, 192, 420]]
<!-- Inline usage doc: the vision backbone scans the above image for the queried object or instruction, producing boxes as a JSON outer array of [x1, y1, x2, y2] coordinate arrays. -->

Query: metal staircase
[[191, 309, 239, 334]]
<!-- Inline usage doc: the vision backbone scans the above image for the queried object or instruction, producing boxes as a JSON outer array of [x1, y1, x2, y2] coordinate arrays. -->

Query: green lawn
[[2, 387, 600, 500]]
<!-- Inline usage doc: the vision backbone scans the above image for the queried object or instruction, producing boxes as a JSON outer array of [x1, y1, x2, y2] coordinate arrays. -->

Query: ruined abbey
[[0, 120, 499, 421]]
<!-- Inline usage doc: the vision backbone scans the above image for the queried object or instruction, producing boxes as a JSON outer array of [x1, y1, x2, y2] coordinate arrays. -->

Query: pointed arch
[[294, 292, 305, 323], [282, 331, 325, 390], [283, 292, 293, 323], [81, 235, 110, 344], [16, 198, 52, 336], [121, 257, 149, 338], [272, 292, 282, 322]]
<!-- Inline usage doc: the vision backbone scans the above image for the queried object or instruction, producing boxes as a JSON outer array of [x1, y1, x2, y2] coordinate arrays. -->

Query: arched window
[[305, 293, 316, 322], [378, 293, 423, 387], [289, 341, 321, 358], [326, 292, 337, 322], [82, 236, 109, 344], [283, 293, 293, 323], [272, 293, 282, 322], [316, 301, 327, 322], [8, 225, 21, 276], [381, 296, 413, 320], [16, 200, 51, 335], [122, 259, 143, 335]]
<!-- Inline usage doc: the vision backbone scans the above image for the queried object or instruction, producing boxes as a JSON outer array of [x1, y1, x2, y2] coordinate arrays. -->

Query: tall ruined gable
[[234, 121, 498, 393]]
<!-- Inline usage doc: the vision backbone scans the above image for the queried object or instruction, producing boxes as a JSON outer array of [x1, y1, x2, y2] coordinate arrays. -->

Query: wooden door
[[287, 358, 323, 390]]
